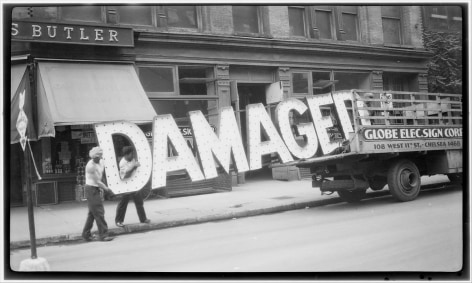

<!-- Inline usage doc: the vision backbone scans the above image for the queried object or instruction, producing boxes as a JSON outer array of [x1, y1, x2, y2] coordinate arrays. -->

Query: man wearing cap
[[115, 146, 151, 227], [82, 146, 115, 242]]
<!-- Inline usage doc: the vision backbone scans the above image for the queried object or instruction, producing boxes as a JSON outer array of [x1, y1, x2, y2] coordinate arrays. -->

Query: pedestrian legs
[[133, 190, 148, 223], [115, 194, 131, 224]]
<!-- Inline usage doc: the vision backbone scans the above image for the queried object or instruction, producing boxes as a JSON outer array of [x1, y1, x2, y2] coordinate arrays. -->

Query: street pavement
[[9, 174, 452, 250], [9, 182, 463, 272]]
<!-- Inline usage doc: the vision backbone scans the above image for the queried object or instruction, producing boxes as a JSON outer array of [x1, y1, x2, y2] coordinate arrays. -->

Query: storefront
[[10, 20, 233, 206]]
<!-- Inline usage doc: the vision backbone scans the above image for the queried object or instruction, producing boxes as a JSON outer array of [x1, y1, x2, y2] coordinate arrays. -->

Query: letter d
[[94, 121, 152, 194]]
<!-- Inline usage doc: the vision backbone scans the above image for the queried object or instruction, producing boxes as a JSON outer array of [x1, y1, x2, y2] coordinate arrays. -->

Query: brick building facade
[[10, 5, 432, 206]]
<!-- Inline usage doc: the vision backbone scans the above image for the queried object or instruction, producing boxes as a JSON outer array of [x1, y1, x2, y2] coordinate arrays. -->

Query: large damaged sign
[[93, 91, 462, 194]]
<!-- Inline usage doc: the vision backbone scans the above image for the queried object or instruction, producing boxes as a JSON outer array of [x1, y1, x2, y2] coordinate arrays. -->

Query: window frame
[[163, 5, 202, 31], [312, 6, 336, 40], [232, 5, 264, 36], [288, 6, 309, 38], [137, 65, 179, 98], [381, 6, 403, 46], [113, 5, 157, 27], [59, 6, 106, 23], [291, 71, 313, 96], [337, 6, 359, 42]]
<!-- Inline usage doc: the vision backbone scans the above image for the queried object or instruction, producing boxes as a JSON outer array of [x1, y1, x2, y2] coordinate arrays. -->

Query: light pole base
[[19, 257, 50, 271]]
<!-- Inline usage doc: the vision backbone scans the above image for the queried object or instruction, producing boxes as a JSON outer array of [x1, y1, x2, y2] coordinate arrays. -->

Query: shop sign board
[[93, 93, 462, 195], [11, 20, 134, 47], [360, 127, 463, 153]]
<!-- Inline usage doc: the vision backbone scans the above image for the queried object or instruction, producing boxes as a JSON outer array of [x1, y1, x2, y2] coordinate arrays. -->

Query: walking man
[[115, 146, 151, 227], [82, 147, 115, 242]]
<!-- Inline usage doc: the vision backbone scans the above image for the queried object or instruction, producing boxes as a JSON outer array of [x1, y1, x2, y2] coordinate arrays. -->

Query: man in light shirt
[[115, 146, 151, 227], [82, 147, 115, 242]]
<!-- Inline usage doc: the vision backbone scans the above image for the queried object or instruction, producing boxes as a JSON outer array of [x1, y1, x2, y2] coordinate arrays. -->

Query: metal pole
[[24, 140, 37, 259]]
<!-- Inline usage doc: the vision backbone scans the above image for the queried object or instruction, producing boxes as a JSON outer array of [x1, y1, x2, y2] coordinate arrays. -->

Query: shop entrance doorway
[[233, 83, 274, 181]]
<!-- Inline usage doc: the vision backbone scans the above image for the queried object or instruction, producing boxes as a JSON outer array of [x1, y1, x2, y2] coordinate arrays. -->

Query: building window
[[334, 72, 370, 91], [292, 72, 310, 94], [381, 6, 402, 45], [166, 6, 197, 28], [178, 66, 214, 96], [313, 6, 334, 39], [427, 6, 462, 31], [292, 70, 371, 96], [288, 7, 306, 37], [312, 71, 333, 95], [232, 6, 260, 34], [339, 6, 359, 41], [138, 66, 177, 97], [61, 6, 103, 23], [116, 6, 153, 26]]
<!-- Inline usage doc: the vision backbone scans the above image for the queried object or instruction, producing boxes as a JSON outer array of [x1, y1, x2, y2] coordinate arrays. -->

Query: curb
[[10, 190, 394, 250]]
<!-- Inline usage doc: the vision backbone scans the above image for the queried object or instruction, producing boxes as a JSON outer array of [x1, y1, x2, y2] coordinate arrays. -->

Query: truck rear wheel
[[387, 159, 421, 202], [337, 189, 367, 203]]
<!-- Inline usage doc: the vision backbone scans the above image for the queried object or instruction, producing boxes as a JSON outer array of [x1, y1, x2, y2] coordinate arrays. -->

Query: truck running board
[[320, 179, 369, 192]]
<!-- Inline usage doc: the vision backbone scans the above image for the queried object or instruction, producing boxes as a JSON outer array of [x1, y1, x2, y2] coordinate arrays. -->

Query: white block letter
[[152, 114, 204, 189], [189, 108, 249, 179], [306, 95, 339, 155], [94, 121, 152, 194], [247, 103, 293, 170], [275, 98, 319, 159]]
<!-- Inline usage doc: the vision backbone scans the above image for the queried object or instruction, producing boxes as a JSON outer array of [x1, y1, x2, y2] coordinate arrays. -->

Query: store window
[[292, 70, 372, 96], [312, 71, 332, 94], [232, 6, 260, 34], [138, 66, 177, 96], [339, 6, 359, 41], [178, 66, 213, 96], [61, 6, 103, 22], [166, 6, 197, 28], [314, 6, 334, 39], [150, 100, 210, 118], [334, 72, 370, 91], [288, 7, 306, 37], [292, 72, 310, 94], [381, 6, 402, 45], [116, 6, 153, 26]]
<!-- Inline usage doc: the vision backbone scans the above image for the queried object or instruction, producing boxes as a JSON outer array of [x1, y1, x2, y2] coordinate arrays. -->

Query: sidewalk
[[9, 175, 449, 249]]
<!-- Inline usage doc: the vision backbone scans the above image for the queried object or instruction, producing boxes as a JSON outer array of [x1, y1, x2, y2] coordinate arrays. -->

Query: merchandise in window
[[116, 6, 153, 26], [288, 7, 306, 37], [61, 6, 103, 22], [232, 6, 260, 34], [381, 6, 402, 45], [166, 6, 197, 28]]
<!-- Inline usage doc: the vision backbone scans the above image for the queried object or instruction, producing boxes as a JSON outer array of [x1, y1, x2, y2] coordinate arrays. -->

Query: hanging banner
[[11, 68, 37, 146]]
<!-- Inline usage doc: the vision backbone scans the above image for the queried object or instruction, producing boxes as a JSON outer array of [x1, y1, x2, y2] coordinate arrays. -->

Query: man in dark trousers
[[82, 147, 115, 242], [115, 146, 151, 227]]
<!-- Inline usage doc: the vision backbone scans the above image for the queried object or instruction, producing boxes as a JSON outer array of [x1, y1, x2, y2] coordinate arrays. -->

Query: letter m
[[189, 107, 250, 179]]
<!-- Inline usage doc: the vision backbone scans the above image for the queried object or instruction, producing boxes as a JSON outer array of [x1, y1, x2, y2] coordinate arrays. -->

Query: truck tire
[[337, 189, 367, 203], [387, 159, 421, 202], [447, 173, 462, 184]]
